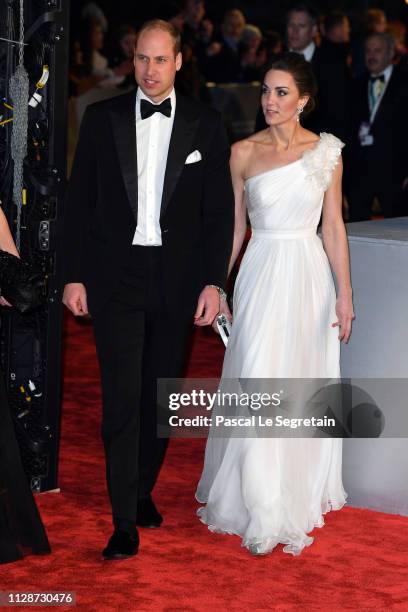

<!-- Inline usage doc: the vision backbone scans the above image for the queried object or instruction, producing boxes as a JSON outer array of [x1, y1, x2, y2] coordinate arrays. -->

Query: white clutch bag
[[216, 314, 231, 346]]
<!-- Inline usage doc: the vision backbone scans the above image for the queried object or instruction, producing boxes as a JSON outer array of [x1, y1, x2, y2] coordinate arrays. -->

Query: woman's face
[[248, 33, 262, 52], [261, 69, 308, 127], [91, 24, 104, 50], [120, 32, 136, 59], [73, 41, 83, 64]]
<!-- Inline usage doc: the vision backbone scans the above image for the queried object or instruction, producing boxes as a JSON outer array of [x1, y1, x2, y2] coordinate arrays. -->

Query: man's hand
[[194, 286, 220, 326], [0, 296, 12, 307], [62, 283, 89, 316]]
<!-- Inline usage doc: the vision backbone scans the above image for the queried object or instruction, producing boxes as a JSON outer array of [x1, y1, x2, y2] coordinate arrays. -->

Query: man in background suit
[[346, 32, 408, 221], [314, 11, 352, 144], [286, 2, 318, 63], [204, 9, 246, 83], [255, 4, 352, 141], [63, 20, 234, 560]]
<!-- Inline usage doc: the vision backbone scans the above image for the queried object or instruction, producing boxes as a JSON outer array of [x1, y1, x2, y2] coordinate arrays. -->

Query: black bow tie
[[369, 74, 385, 83], [140, 97, 172, 119]]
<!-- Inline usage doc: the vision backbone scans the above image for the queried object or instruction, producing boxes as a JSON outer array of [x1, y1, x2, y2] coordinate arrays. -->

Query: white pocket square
[[185, 150, 202, 164]]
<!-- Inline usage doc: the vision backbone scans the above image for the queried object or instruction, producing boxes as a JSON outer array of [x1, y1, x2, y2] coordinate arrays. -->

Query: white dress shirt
[[290, 41, 316, 63], [132, 88, 176, 246], [368, 64, 393, 123]]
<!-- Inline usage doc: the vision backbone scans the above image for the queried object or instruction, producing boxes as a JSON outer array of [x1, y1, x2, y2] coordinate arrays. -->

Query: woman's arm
[[321, 158, 355, 343], [227, 142, 248, 277], [0, 206, 19, 307], [215, 142, 248, 326], [0, 207, 19, 257]]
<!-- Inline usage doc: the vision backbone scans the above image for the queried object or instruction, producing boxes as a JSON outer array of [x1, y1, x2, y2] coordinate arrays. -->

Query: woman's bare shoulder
[[299, 128, 321, 146], [231, 130, 269, 164]]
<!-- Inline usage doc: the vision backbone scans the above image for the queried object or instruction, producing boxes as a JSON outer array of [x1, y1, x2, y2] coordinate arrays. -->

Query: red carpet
[[1, 314, 408, 611]]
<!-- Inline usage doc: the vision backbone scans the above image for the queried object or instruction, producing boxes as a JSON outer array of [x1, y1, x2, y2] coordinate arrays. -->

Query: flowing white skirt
[[196, 231, 347, 555]]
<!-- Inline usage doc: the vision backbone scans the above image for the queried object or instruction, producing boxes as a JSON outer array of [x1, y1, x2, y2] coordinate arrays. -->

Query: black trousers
[[92, 246, 193, 532]]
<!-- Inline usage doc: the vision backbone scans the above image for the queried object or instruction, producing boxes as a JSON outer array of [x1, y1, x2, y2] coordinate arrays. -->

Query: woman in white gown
[[196, 53, 355, 556]]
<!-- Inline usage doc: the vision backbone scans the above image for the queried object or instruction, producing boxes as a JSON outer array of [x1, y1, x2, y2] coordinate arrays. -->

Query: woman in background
[[0, 206, 50, 564], [106, 25, 137, 88]]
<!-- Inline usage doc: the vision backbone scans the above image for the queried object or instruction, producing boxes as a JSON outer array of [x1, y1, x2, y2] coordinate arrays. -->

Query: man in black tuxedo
[[286, 2, 318, 63], [255, 4, 353, 143], [315, 11, 352, 144], [346, 32, 408, 221], [62, 20, 234, 559]]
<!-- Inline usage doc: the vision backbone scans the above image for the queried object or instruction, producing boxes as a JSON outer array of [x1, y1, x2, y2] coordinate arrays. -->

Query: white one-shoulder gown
[[196, 133, 347, 556]]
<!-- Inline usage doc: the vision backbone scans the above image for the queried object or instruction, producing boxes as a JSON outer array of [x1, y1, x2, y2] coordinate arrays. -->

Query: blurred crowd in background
[[68, 1, 408, 222]]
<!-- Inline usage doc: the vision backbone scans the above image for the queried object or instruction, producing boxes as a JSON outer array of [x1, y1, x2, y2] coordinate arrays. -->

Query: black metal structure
[[0, 0, 69, 492]]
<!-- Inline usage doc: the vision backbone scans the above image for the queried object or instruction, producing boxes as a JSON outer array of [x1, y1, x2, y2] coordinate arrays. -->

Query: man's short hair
[[223, 8, 245, 23], [287, 3, 318, 25], [136, 19, 181, 56]]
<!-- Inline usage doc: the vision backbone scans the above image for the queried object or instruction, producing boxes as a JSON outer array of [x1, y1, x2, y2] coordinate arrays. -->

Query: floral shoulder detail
[[302, 132, 345, 192]]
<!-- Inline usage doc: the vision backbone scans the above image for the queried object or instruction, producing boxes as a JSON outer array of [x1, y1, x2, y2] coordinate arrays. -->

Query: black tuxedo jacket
[[312, 39, 352, 143], [64, 90, 235, 315], [349, 65, 408, 180]]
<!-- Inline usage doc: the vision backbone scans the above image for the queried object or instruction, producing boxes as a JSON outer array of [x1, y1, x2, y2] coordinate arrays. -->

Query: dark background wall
[[70, 0, 408, 33]]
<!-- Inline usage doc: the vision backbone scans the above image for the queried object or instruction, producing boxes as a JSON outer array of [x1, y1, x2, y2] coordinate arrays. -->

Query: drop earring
[[296, 106, 304, 122]]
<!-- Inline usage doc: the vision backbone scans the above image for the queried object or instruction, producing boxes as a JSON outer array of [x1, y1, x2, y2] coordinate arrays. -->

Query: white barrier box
[[341, 218, 408, 516]]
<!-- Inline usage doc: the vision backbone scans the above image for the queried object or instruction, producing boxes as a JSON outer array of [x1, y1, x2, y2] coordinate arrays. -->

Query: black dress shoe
[[136, 496, 163, 528], [102, 529, 139, 560]]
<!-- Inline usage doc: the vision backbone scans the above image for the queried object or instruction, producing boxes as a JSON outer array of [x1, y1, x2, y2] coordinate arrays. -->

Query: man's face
[[169, 13, 185, 32], [373, 14, 387, 33], [134, 29, 182, 102], [185, 0, 205, 24], [287, 10, 316, 52], [365, 37, 393, 75], [334, 17, 350, 43], [223, 12, 245, 39]]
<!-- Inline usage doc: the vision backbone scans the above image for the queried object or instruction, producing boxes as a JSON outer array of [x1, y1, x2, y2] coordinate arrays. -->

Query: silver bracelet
[[206, 284, 227, 302]]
